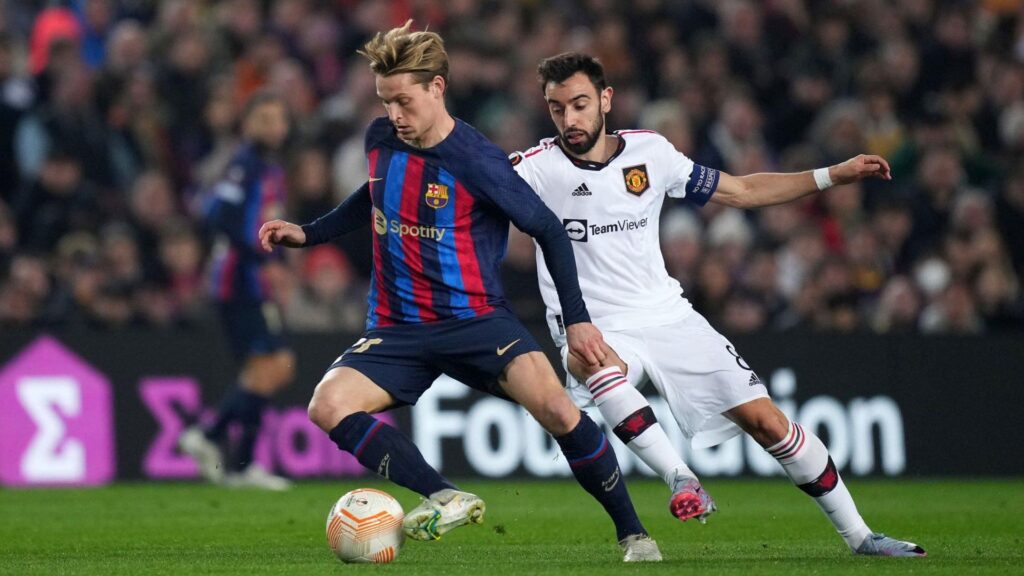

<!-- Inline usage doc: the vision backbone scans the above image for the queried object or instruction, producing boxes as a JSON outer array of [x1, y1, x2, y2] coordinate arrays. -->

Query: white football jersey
[[512, 130, 720, 345]]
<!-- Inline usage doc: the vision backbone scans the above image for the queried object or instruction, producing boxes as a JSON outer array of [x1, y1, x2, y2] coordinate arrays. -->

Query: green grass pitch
[[1, 478, 1021, 575]]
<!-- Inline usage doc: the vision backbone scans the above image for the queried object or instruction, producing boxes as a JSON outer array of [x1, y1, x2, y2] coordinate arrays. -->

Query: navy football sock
[[233, 390, 268, 471], [329, 412, 455, 497], [555, 412, 647, 542], [205, 384, 249, 441]]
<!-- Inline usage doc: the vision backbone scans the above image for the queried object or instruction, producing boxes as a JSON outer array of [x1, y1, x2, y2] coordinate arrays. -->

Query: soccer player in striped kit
[[259, 22, 661, 561], [180, 91, 295, 491], [512, 52, 925, 557]]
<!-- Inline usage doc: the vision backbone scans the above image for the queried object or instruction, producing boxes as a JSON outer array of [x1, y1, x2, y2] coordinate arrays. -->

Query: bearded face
[[561, 112, 605, 155], [544, 71, 611, 157]]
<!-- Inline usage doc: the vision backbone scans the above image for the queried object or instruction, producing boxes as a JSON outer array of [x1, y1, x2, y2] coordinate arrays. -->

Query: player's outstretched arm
[[711, 154, 892, 209], [262, 181, 373, 252], [259, 220, 306, 251]]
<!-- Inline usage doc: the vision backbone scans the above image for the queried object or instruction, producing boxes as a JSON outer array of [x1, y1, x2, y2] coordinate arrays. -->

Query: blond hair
[[358, 20, 449, 85]]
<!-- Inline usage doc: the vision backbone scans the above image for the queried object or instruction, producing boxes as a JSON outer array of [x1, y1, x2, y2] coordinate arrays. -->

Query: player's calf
[[502, 354, 651, 543], [759, 414, 924, 555], [328, 411, 455, 498], [728, 397, 789, 447], [314, 368, 457, 499], [586, 366, 703, 504], [554, 411, 650, 542]]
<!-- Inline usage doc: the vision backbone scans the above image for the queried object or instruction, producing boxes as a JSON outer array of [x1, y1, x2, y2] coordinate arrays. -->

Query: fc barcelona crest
[[425, 183, 449, 209], [622, 164, 650, 196]]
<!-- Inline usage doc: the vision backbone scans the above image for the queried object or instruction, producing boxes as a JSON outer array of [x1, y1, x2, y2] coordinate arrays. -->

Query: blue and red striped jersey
[[204, 144, 286, 302], [303, 116, 588, 329]]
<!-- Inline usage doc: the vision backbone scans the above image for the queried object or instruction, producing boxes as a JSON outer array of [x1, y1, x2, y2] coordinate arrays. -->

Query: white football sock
[[587, 366, 696, 485], [767, 420, 871, 550]]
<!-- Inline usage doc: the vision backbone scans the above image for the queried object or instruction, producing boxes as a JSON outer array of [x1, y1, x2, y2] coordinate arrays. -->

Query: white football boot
[[178, 426, 225, 483], [854, 533, 926, 557], [619, 534, 663, 562], [223, 463, 293, 491], [402, 488, 486, 541], [669, 475, 718, 523]]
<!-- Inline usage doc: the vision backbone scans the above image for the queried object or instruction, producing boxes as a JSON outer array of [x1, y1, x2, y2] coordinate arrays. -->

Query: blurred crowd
[[1, 0, 1023, 335]]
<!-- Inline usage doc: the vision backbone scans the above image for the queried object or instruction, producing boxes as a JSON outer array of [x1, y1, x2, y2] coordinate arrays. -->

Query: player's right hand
[[830, 154, 892, 185], [566, 322, 608, 367], [259, 219, 306, 251]]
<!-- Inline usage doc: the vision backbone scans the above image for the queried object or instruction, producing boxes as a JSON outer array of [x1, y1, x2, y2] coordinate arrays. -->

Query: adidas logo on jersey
[[571, 182, 592, 196]]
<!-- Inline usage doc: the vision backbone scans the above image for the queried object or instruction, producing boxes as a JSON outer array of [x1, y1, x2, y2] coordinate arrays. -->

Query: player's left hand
[[566, 322, 607, 367], [259, 219, 306, 251], [830, 154, 892, 185]]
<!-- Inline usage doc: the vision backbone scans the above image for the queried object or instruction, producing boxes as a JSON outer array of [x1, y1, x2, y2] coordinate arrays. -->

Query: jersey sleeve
[[463, 146, 590, 326], [299, 118, 382, 246], [463, 147, 548, 235], [509, 151, 534, 188], [300, 182, 371, 246], [662, 139, 720, 206]]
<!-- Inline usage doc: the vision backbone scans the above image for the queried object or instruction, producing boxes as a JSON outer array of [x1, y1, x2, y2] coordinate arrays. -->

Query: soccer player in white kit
[[511, 53, 925, 557]]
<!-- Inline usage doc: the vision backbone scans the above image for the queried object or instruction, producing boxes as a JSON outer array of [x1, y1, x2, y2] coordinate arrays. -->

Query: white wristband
[[813, 167, 833, 191]]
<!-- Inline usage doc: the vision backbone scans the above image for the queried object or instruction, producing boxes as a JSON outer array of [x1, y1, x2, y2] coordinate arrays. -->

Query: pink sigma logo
[[0, 336, 115, 486]]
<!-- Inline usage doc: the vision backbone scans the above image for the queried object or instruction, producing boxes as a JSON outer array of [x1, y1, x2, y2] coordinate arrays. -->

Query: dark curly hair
[[537, 52, 607, 93]]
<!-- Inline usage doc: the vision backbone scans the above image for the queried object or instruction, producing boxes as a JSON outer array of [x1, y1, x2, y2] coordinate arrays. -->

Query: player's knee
[[533, 394, 579, 436], [307, 393, 339, 432], [570, 360, 602, 382], [567, 350, 627, 382], [565, 354, 588, 381], [308, 375, 383, 432], [272, 351, 296, 388], [307, 382, 349, 431]]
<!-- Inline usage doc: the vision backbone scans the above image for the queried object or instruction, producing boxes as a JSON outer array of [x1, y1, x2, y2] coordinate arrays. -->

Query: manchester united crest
[[425, 183, 449, 209], [622, 164, 650, 196]]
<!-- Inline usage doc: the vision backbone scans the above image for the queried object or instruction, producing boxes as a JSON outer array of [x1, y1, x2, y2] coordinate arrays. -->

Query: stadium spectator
[[193, 76, 241, 187], [127, 170, 179, 279], [0, 0, 1020, 336], [0, 201, 14, 264], [0, 254, 55, 327], [872, 275, 923, 333], [288, 145, 335, 225], [156, 219, 207, 322], [284, 244, 364, 332], [14, 149, 99, 252], [0, 31, 33, 198]]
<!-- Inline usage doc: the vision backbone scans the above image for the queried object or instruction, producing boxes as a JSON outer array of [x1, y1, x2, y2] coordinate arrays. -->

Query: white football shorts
[[561, 311, 769, 449]]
